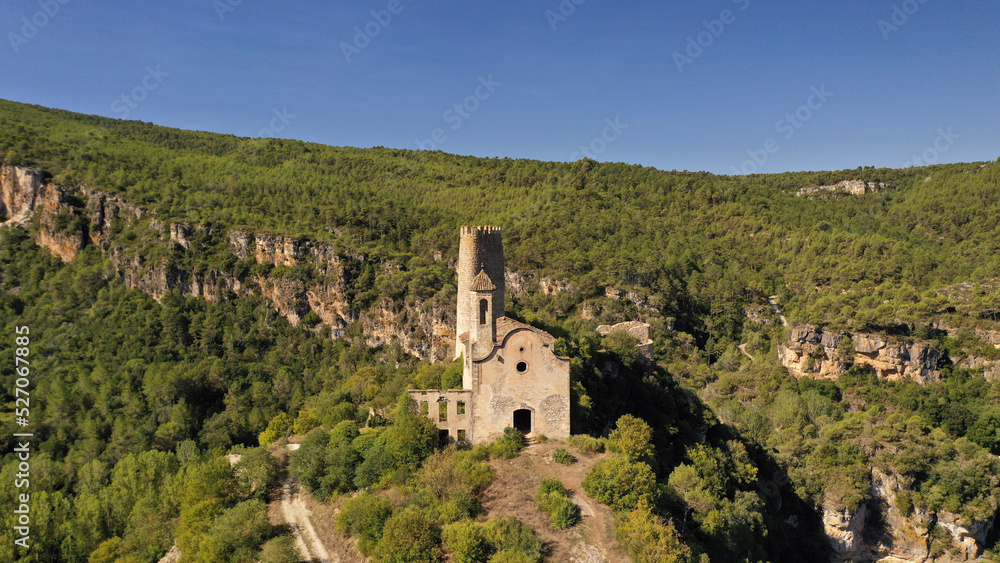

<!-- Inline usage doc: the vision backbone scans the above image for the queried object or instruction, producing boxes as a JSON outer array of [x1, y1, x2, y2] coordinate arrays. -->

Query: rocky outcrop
[[824, 468, 995, 562], [0, 165, 460, 358], [0, 166, 44, 223], [36, 185, 86, 262], [824, 503, 867, 557], [361, 299, 454, 361], [505, 271, 574, 298], [796, 180, 889, 199], [779, 326, 942, 383], [596, 320, 654, 360]]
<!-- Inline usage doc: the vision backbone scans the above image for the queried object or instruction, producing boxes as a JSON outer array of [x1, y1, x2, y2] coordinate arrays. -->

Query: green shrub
[[489, 428, 524, 459], [443, 519, 489, 563], [482, 517, 544, 562], [607, 414, 655, 464], [330, 420, 361, 447], [337, 492, 394, 555], [548, 495, 580, 530], [536, 478, 568, 500], [375, 506, 443, 563], [232, 447, 280, 501], [566, 435, 605, 454], [552, 448, 575, 465], [535, 478, 580, 530], [258, 412, 293, 446], [198, 500, 275, 562], [614, 503, 692, 562], [354, 445, 395, 489], [489, 549, 537, 563], [289, 427, 331, 494], [582, 454, 657, 512], [259, 535, 302, 563]]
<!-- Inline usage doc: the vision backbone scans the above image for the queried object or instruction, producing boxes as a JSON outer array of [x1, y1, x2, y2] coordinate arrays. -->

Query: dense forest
[[2, 99, 1000, 561]]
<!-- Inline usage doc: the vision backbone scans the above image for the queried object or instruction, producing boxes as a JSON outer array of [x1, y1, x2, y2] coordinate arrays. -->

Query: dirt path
[[768, 295, 789, 327], [270, 443, 338, 563], [479, 442, 630, 562], [738, 343, 754, 361], [282, 476, 336, 563]]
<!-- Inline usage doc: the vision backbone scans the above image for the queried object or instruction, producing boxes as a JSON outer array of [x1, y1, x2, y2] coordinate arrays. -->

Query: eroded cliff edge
[[1, 165, 461, 359]]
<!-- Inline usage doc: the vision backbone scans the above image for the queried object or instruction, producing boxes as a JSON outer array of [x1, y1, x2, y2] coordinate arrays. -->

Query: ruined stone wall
[[409, 389, 473, 443]]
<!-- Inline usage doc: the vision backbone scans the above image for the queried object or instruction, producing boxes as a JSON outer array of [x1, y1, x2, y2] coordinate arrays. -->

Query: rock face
[[778, 326, 942, 383], [596, 320, 655, 360], [824, 503, 867, 556], [36, 184, 87, 263], [796, 180, 889, 199], [0, 165, 461, 359], [0, 166, 45, 223], [505, 270, 574, 298], [824, 468, 995, 562]]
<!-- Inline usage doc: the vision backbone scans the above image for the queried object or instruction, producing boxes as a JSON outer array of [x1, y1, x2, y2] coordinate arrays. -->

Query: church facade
[[409, 226, 571, 444]]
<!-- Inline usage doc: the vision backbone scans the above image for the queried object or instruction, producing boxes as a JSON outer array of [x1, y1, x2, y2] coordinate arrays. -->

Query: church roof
[[469, 269, 497, 291]]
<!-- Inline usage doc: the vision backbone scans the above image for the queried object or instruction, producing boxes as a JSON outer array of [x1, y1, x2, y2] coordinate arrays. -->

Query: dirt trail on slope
[[768, 295, 789, 327], [282, 476, 336, 563], [479, 441, 630, 562], [267, 442, 340, 563]]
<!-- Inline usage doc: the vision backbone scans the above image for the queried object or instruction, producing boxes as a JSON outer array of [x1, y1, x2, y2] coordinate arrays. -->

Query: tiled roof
[[469, 269, 497, 291]]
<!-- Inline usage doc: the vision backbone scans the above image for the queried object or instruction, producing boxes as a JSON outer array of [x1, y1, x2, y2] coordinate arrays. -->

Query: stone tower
[[410, 225, 570, 444], [455, 226, 505, 358]]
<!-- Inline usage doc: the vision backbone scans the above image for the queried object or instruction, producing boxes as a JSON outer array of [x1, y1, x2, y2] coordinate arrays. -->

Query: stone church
[[410, 226, 571, 444]]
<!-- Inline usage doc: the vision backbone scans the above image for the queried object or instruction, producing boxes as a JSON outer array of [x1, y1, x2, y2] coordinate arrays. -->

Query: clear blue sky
[[1, 0, 997, 174]]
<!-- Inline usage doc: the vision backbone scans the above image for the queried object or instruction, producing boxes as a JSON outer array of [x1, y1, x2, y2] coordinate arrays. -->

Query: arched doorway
[[513, 409, 532, 435]]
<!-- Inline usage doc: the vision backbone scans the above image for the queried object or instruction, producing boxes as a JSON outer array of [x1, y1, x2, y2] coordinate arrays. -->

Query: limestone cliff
[[779, 326, 942, 383], [0, 165, 455, 358], [0, 166, 44, 223], [796, 180, 890, 199], [824, 468, 995, 562]]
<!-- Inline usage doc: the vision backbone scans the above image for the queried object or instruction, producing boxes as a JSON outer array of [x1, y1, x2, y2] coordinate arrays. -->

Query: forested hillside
[[2, 99, 1000, 562]]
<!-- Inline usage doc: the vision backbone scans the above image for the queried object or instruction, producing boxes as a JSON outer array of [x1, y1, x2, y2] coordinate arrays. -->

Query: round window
[[516, 361, 528, 373]]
